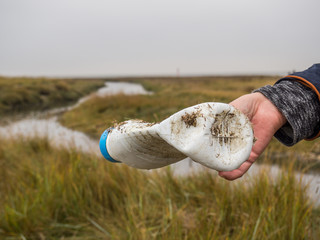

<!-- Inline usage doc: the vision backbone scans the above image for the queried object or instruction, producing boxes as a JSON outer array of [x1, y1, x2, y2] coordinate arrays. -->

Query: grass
[[0, 76, 105, 117], [0, 137, 319, 239], [1, 75, 320, 238], [60, 76, 278, 138], [60, 76, 320, 173]]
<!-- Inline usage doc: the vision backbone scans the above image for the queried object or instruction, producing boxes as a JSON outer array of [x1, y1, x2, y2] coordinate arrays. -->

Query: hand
[[218, 92, 287, 180]]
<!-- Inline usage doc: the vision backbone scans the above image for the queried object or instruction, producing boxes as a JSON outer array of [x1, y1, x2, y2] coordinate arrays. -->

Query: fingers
[[218, 160, 253, 181]]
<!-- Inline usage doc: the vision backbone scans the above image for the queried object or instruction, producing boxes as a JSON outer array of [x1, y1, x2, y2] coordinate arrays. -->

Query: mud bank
[[0, 81, 319, 207]]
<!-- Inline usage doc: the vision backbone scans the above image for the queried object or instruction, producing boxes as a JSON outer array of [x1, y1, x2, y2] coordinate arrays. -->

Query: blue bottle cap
[[99, 128, 121, 163]]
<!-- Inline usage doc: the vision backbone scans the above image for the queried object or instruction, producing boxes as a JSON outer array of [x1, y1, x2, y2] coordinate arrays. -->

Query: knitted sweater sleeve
[[254, 80, 320, 146]]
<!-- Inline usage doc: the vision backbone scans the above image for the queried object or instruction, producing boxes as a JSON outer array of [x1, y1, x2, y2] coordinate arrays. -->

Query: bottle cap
[[99, 128, 121, 163]]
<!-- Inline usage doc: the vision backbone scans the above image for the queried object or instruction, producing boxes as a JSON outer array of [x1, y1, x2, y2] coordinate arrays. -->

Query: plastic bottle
[[99, 102, 254, 171]]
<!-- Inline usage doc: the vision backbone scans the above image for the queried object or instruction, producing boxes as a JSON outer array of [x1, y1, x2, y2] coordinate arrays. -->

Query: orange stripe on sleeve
[[284, 75, 320, 140]]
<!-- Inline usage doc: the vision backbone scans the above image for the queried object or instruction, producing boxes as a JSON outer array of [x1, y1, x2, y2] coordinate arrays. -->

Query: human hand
[[218, 92, 287, 180]]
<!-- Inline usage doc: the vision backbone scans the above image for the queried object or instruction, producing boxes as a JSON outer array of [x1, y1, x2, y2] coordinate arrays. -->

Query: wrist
[[253, 92, 287, 133]]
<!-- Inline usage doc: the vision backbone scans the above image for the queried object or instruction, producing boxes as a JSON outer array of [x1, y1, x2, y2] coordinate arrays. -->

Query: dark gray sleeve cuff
[[254, 80, 320, 146]]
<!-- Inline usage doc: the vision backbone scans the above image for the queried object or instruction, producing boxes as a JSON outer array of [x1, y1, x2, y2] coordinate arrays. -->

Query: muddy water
[[171, 160, 320, 207], [0, 81, 319, 207], [45, 81, 152, 116], [96, 81, 152, 96], [0, 117, 99, 155], [0, 82, 152, 156]]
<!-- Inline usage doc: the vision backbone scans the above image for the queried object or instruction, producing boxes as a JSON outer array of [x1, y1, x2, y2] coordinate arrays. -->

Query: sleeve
[[276, 64, 320, 140], [279, 64, 320, 99], [253, 64, 320, 146]]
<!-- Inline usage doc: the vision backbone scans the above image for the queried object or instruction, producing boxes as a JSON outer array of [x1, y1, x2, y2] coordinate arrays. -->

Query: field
[[1, 76, 320, 239], [61, 76, 275, 138], [61, 76, 320, 173], [0, 76, 105, 118]]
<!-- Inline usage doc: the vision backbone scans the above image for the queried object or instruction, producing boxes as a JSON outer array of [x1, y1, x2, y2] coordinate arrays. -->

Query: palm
[[219, 93, 286, 180]]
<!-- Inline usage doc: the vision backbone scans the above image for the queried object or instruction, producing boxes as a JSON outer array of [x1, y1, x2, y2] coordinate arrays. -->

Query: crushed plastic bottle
[[99, 102, 254, 171]]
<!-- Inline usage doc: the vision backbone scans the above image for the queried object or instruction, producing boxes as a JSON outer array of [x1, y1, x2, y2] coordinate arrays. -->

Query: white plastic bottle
[[99, 102, 254, 171]]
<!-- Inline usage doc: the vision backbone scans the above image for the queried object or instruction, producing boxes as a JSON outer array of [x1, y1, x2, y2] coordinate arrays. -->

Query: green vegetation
[[60, 76, 320, 173], [1, 76, 320, 238], [0, 76, 105, 117], [60, 76, 277, 138], [0, 137, 319, 239]]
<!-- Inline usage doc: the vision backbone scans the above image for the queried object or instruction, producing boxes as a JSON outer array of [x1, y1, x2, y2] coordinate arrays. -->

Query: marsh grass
[[60, 76, 278, 138], [1, 76, 320, 239], [0, 137, 319, 239], [0, 77, 105, 117], [60, 76, 320, 173]]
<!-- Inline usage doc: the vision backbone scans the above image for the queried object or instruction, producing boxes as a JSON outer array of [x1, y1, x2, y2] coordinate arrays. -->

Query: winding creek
[[0, 81, 319, 207]]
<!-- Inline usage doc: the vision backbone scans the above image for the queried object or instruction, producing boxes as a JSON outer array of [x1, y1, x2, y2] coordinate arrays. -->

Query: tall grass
[[0, 77, 105, 117], [0, 137, 319, 239], [1, 76, 319, 239], [60, 77, 320, 173], [60, 76, 278, 138]]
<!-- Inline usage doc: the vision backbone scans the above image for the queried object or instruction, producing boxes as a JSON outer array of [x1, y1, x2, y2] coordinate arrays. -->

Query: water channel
[[0, 81, 319, 206]]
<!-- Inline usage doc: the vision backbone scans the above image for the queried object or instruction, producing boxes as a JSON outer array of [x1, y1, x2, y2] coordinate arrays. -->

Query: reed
[[0, 137, 318, 239], [0, 76, 105, 116], [60, 77, 320, 173], [1, 76, 319, 239], [60, 76, 278, 138]]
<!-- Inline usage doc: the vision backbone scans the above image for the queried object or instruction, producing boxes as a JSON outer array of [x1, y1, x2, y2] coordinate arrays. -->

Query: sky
[[0, 0, 319, 77]]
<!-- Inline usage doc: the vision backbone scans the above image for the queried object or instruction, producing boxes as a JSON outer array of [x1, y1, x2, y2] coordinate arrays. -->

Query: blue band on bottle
[[99, 128, 120, 163]]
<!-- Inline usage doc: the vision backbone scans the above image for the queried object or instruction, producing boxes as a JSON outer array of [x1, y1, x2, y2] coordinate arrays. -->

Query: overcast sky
[[0, 0, 319, 77]]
